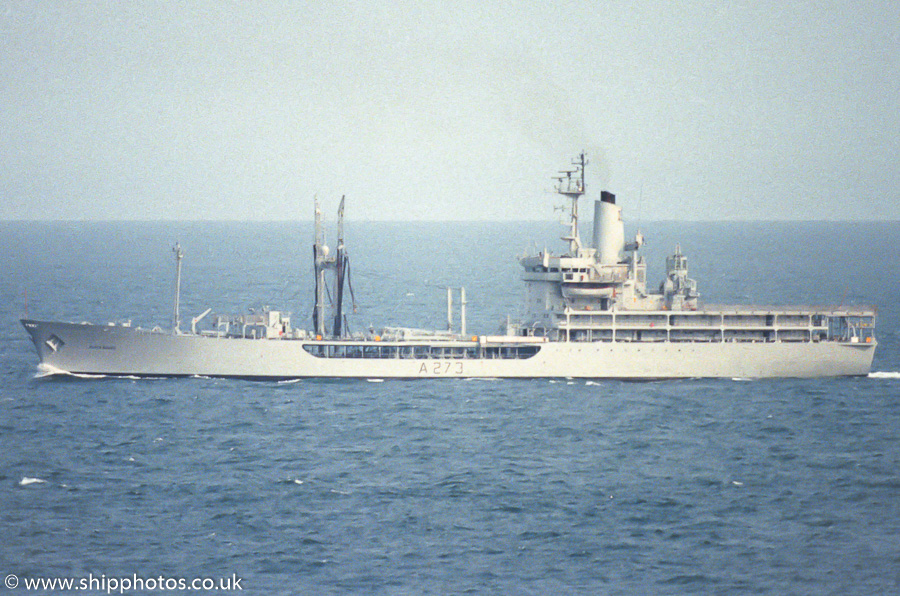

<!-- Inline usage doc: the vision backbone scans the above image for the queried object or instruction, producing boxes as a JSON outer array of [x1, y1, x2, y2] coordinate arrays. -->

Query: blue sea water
[[1, 220, 899, 594]]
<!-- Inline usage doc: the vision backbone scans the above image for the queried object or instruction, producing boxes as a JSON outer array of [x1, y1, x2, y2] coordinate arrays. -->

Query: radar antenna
[[553, 151, 588, 255]]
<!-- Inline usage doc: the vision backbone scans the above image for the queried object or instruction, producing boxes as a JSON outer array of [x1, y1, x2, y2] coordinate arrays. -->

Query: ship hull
[[22, 319, 875, 379]]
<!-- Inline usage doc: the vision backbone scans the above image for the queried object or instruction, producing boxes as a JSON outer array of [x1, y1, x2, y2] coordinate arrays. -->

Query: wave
[[34, 363, 107, 379], [869, 371, 900, 379], [19, 476, 46, 486], [33, 364, 165, 380]]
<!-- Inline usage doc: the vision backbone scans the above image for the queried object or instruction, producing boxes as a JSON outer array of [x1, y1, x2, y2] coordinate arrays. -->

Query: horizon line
[[2, 217, 899, 224]]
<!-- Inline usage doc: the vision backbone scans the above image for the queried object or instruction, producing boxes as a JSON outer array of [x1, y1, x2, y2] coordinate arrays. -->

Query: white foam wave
[[277, 378, 301, 384], [731, 377, 753, 382], [366, 378, 384, 383], [19, 476, 46, 486], [34, 363, 106, 379], [33, 363, 60, 378], [869, 371, 900, 379]]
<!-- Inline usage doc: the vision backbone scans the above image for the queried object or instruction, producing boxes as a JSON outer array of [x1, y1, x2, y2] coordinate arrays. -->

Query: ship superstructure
[[506, 153, 875, 350], [21, 154, 876, 379]]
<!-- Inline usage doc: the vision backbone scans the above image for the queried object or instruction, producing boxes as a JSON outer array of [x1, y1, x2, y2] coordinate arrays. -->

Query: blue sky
[[1, 1, 898, 221]]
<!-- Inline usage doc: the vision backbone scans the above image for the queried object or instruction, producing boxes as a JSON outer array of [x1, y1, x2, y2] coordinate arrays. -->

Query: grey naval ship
[[22, 154, 876, 379]]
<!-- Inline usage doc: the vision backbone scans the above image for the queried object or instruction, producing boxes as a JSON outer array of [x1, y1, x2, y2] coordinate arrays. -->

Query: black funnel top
[[601, 191, 616, 205]]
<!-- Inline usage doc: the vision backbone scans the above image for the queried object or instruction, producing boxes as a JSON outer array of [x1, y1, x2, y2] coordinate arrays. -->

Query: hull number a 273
[[419, 361, 465, 375]]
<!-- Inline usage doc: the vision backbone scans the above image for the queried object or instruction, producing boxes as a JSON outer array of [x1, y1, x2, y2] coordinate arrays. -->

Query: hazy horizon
[[2, 1, 898, 222], [4, 216, 899, 224]]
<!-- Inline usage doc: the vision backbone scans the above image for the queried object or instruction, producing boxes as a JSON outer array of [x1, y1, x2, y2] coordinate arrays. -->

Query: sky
[[1, 0, 898, 221]]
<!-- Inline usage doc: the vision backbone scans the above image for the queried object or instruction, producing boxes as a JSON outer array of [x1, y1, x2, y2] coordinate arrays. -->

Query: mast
[[447, 286, 453, 332], [313, 196, 350, 339], [313, 200, 327, 337], [172, 243, 184, 335], [553, 151, 588, 255], [333, 196, 346, 338], [460, 286, 467, 336]]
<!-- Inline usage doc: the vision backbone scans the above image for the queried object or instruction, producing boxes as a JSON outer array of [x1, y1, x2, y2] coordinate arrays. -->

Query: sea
[[1, 220, 898, 595]]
